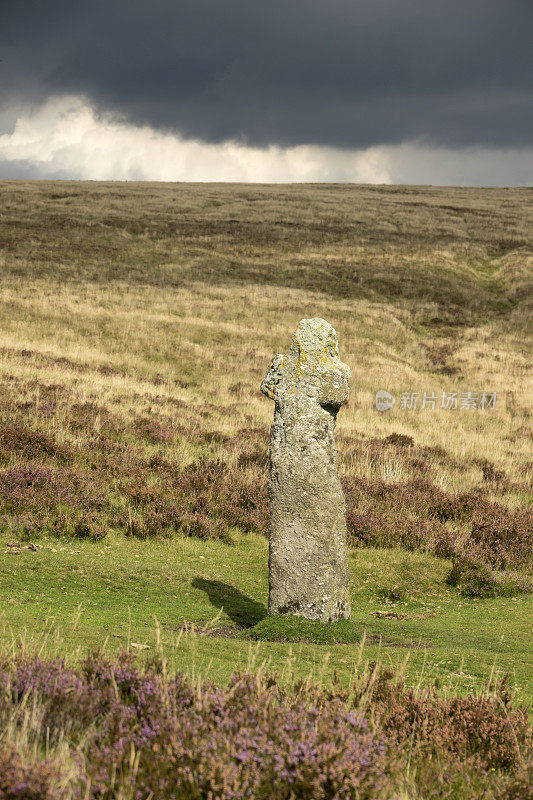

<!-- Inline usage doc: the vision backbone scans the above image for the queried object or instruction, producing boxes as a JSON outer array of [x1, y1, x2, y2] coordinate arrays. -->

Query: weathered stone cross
[[261, 318, 351, 622]]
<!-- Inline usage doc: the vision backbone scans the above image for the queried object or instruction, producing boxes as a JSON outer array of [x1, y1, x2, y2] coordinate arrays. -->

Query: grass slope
[[1, 534, 531, 704]]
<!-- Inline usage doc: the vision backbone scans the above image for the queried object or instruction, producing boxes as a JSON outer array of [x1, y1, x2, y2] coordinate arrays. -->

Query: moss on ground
[[246, 615, 362, 644]]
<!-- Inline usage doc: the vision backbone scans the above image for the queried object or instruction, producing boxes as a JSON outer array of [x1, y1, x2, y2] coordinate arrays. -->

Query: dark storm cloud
[[1, 0, 531, 148]]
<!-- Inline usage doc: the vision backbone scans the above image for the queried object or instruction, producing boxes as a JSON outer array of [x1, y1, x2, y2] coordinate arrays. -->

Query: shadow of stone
[[192, 577, 267, 628]]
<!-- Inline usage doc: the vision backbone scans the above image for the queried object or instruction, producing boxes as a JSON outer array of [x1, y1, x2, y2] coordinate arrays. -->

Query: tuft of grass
[[246, 614, 362, 644]]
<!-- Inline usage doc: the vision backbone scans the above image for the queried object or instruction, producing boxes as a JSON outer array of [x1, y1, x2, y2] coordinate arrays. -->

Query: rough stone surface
[[261, 318, 351, 622]]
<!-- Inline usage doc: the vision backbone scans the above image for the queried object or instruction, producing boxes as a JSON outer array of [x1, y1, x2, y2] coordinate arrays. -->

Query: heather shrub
[[178, 510, 231, 541], [0, 744, 67, 800], [383, 432, 415, 447], [0, 423, 67, 462], [345, 504, 442, 550], [0, 463, 108, 522], [133, 415, 176, 443], [69, 513, 108, 541], [473, 457, 508, 484], [90, 455, 268, 540], [2, 653, 396, 799], [342, 475, 532, 594], [1, 653, 530, 800], [500, 764, 533, 800], [327, 667, 531, 786], [447, 557, 501, 597], [372, 671, 527, 772], [0, 513, 43, 542], [470, 507, 533, 572], [172, 457, 268, 537], [341, 476, 530, 531], [236, 444, 269, 469], [0, 509, 107, 542], [0, 404, 529, 595], [446, 554, 533, 598]]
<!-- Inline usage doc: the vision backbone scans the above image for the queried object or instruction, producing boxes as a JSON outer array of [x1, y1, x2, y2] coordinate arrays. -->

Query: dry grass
[[0, 180, 531, 491]]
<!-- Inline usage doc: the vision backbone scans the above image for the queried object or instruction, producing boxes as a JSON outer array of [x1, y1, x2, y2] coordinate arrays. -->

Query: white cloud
[[0, 95, 532, 186]]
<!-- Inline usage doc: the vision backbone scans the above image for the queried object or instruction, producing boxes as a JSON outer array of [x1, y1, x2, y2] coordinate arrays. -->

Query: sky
[[1, 0, 532, 185]]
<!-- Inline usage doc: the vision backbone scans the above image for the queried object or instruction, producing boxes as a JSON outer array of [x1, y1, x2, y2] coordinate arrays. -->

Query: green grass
[[246, 615, 362, 645], [1, 532, 531, 704]]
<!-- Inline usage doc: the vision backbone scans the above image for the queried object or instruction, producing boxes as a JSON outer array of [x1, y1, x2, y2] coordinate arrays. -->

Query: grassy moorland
[[0, 180, 532, 798], [1, 535, 531, 697]]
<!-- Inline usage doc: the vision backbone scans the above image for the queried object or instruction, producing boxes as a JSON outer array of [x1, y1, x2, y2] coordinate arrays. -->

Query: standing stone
[[260, 318, 351, 622]]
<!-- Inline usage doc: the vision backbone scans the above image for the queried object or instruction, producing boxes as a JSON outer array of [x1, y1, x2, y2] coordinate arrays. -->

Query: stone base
[[268, 595, 351, 623]]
